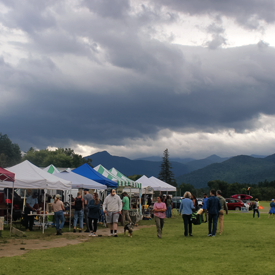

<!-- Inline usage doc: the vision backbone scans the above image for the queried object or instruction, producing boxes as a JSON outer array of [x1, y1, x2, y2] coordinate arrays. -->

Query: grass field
[[0, 204, 274, 275]]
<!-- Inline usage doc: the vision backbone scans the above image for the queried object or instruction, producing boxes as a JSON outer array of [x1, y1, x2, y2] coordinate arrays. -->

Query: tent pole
[[7, 189, 9, 227], [43, 189, 46, 234], [10, 182, 14, 236], [69, 189, 71, 232], [139, 188, 142, 216]]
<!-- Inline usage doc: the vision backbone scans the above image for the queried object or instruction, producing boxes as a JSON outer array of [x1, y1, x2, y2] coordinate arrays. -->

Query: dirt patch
[[0, 225, 155, 258]]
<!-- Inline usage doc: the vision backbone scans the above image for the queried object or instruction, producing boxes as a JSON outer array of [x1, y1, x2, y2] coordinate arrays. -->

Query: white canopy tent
[[55, 171, 107, 190], [6, 160, 72, 234], [149, 176, 177, 192]]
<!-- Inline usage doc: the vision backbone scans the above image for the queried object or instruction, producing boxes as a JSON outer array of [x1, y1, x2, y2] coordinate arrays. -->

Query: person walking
[[268, 199, 275, 219], [179, 192, 195, 237], [166, 195, 172, 218], [207, 189, 221, 237], [253, 198, 260, 218], [84, 189, 93, 232], [52, 194, 65, 235], [202, 194, 208, 223], [121, 192, 132, 226], [216, 190, 228, 235], [88, 192, 101, 237], [153, 196, 167, 238], [103, 189, 122, 237], [73, 192, 84, 233]]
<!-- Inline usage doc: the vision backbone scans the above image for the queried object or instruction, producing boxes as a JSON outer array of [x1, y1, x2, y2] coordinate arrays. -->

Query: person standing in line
[[216, 190, 228, 235], [166, 195, 172, 218], [52, 194, 65, 235], [191, 194, 199, 212], [72, 192, 84, 233], [179, 192, 195, 237], [84, 189, 93, 233], [24, 192, 39, 231], [253, 198, 260, 218], [207, 189, 221, 237], [121, 192, 132, 226], [153, 196, 167, 238], [268, 199, 275, 219], [202, 194, 208, 223], [88, 192, 101, 237], [103, 189, 122, 237]]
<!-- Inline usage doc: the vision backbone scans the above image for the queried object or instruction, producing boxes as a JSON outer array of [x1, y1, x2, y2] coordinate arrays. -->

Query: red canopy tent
[[0, 167, 15, 235], [0, 167, 15, 182]]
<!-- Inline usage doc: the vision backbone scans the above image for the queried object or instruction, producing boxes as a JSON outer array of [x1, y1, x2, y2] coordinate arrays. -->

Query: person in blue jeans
[[166, 196, 172, 218], [52, 194, 65, 235], [207, 189, 221, 237], [73, 192, 84, 233]]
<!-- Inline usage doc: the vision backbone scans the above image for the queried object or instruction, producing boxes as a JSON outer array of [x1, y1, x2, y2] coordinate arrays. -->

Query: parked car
[[197, 198, 203, 208], [225, 198, 245, 210], [172, 196, 183, 209]]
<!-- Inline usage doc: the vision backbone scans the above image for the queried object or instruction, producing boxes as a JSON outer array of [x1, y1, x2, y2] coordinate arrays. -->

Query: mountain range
[[85, 151, 275, 188]]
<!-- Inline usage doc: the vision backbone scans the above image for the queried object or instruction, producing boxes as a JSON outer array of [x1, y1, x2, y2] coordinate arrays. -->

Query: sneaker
[[73, 229, 76, 233], [114, 234, 118, 237], [212, 235, 215, 237], [189, 234, 193, 237], [79, 230, 82, 233], [89, 233, 93, 237], [109, 233, 113, 237], [92, 233, 96, 237], [207, 234, 212, 237]]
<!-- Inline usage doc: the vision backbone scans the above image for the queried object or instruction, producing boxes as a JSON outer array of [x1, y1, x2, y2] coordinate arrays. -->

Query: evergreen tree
[[158, 149, 177, 187]]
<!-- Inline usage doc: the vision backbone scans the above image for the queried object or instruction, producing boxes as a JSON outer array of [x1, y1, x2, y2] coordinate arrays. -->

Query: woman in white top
[[52, 194, 65, 235]]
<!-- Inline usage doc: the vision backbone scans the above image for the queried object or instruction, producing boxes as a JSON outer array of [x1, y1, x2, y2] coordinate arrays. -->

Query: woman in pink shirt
[[153, 196, 167, 238]]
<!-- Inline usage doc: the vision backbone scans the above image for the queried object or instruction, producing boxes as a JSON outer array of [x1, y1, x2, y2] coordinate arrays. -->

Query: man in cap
[[84, 189, 93, 232], [103, 189, 122, 237], [24, 192, 39, 231]]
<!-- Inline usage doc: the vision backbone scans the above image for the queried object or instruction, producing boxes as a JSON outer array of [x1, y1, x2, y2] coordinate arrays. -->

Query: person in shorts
[[103, 189, 122, 237]]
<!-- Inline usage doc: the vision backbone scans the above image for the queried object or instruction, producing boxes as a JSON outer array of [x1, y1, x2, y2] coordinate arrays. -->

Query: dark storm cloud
[[151, 0, 275, 29], [1, 0, 275, 152]]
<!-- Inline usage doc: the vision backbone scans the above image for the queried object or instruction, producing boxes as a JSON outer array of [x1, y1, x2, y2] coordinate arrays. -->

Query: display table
[[28, 213, 54, 230]]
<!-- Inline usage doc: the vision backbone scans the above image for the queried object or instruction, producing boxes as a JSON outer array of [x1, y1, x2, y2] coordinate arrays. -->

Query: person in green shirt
[[121, 192, 132, 226]]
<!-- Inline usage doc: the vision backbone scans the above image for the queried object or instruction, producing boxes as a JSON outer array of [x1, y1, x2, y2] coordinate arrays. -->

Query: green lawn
[[0, 209, 274, 275]]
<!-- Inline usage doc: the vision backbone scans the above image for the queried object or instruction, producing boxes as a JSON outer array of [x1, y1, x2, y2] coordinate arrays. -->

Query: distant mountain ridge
[[176, 154, 275, 188], [85, 151, 231, 179]]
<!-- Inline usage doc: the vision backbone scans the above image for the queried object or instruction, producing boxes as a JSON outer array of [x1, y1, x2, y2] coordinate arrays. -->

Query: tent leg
[[10, 183, 14, 236], [69, 189, 71, 232], [43, 189, 46, 234], [139, 188, 142, 216]]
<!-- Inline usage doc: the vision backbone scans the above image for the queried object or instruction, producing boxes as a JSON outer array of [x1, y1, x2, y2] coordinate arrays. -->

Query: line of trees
[[0, 133, 91, 168], [177, 179, 275, 201]]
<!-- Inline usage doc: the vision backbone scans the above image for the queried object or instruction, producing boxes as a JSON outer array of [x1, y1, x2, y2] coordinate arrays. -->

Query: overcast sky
[[1, 0, 275, 159]]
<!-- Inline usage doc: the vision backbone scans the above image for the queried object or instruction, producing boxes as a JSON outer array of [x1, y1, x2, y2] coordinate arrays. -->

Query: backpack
[[191, 212, 202, 225], [75, 197, 83, 211]]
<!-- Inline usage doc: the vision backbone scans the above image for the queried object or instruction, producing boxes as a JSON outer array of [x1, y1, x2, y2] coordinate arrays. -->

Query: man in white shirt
[[103, 189, 122, 237]]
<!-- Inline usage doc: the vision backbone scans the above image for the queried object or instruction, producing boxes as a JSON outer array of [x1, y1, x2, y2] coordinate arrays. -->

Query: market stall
[[6, 160, 72, 234]]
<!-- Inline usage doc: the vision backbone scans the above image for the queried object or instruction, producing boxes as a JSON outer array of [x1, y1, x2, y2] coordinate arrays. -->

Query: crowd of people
[[23, 188, 275, 238]]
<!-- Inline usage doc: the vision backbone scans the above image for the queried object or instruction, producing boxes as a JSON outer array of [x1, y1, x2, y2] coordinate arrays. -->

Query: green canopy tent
[[109, 168, 142, 189], [93, 165, 126, 186]]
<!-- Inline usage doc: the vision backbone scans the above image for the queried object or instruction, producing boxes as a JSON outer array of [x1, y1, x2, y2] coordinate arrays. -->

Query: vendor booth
[[149, 176, 177, 192], [6, 160, 72, 234]]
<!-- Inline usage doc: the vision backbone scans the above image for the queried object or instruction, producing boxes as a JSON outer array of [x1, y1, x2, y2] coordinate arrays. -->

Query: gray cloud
[[0, 0, 275, 157]]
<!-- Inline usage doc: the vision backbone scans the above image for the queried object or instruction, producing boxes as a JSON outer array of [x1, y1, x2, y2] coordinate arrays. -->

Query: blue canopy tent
[[72, 163, 118, 188]]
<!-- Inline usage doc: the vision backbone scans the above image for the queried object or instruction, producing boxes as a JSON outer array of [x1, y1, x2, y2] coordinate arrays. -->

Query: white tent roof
[[149, 176, 177, 192], [43, 164, 60, 174], [5, 160, 72, 190], [136, 175, 163, 191], [55, 171, 106, 190]]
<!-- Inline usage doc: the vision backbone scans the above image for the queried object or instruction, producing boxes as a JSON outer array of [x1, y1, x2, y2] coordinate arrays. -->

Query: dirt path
[[0, 225, 154, 258]]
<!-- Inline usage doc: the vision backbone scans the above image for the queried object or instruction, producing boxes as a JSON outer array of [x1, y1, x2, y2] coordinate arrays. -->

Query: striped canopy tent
[[43, 164, 60, 174], [109, 167, 142, 189], [94, 165, 127, 186]]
